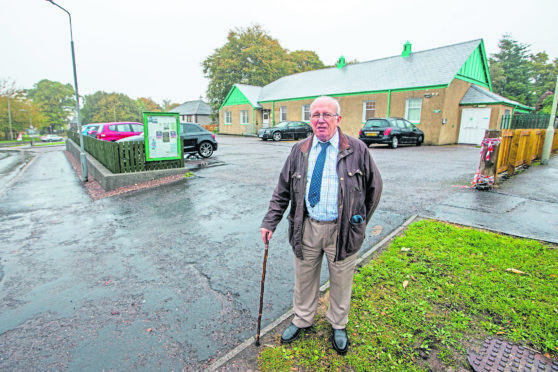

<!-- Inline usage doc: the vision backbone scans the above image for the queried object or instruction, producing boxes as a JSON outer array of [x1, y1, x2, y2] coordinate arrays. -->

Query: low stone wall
[[66, 139, 188, 191]]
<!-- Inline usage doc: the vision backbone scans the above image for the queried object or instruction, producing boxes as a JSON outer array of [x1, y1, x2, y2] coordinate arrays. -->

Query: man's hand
[[260, 228, 273, 244]]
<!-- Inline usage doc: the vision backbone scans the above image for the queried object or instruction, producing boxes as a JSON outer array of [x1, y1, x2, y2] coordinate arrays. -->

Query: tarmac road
[[0, 137, 491, 371]]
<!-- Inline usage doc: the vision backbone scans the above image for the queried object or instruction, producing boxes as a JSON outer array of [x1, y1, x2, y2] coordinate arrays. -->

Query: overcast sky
[[3, 0, 557, 105]]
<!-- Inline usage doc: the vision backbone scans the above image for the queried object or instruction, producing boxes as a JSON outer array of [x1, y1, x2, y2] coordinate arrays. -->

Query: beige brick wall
[[221, 82, 482, 145], [219, 104, 255, 135], [336, 94, 389, 137], [439, 79, 472, 144]]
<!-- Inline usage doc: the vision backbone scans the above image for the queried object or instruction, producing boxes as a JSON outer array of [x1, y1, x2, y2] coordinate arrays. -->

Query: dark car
[[180, 122, 218, 158], [358, 118, 424, 148], [258, 121, 313, 141]]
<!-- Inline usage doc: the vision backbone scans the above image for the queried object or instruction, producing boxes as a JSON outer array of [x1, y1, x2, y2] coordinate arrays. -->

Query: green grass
[[258, 219, 558, 371]]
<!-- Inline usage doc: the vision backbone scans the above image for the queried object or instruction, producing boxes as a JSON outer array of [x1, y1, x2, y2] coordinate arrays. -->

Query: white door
[[262, 111, 270, 128], [458, 108, 491, 145]]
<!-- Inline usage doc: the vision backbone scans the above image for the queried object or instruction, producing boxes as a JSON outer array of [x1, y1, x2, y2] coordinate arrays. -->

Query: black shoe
[[280, 323, 310, 344], [332, 328, 349, 355]]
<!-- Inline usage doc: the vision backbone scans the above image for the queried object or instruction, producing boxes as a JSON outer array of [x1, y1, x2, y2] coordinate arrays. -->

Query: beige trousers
[[292, 217, 358, 330]]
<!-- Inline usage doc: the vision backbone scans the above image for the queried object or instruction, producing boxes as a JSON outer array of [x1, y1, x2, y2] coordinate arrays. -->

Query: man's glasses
[[310, 113, 338, 120]]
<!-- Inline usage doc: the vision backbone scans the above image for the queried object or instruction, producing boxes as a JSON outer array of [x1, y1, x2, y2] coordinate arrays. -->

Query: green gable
[[221, 86, 253, 109], [455, 41, 492, 90]]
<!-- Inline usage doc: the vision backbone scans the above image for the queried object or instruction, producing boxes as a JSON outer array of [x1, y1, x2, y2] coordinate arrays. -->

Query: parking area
[[0, 136, 480, 371]]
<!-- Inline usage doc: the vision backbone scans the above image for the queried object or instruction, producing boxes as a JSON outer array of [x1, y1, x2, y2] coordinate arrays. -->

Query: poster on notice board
[[143, 112, 182, 161]]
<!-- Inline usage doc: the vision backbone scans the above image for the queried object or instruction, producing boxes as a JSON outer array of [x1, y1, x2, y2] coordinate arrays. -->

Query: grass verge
[[258, 219, 558, 371]]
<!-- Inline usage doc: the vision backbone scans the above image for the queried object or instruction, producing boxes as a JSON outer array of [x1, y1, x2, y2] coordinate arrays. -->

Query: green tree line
[[0, 78, 180, 140]]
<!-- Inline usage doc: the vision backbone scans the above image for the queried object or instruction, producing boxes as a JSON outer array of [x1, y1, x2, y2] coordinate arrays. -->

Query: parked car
[[40, 134, 64, 142], [180, 122, 218, 158], [117, 123, 218, 158], [94, 122, 144, 141], [258, 121, 313, 141], [358, 118, 424, 148], [81, 124, 103, 137]]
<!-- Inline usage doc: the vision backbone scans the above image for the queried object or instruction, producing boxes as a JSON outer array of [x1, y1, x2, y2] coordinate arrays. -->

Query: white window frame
[[302, 104, 310, 121], [362, 100, 376, 122], [279, 106, 287, 121], [240, 110, 249, 125], [224, 111, 231, 125], [405, 98, 422, 124]]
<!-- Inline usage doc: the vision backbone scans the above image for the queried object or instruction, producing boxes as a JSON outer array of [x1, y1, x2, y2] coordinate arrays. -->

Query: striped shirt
[[305, 131, 339, 221]]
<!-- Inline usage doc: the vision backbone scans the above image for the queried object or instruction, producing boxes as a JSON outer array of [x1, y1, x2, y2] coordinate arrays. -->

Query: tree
[[530, 52, 558, 110], [489, 34, 533, 105], [0, 79, 48, 138], [26, 79, 75, 132], [81, 91, 143, 124], [162, 99, 180, 111], [202, 25, 325, 120], [137, 97, 162, 112]]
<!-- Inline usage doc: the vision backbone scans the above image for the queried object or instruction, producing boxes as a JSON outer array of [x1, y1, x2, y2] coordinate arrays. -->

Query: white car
[[40, 134, 64, 142]]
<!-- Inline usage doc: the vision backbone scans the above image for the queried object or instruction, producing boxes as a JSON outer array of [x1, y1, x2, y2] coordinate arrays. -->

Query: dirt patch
[[64, 151, 187, 200]]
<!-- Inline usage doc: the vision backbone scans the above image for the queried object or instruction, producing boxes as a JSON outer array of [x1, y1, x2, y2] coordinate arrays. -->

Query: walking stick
[[255, 238, 269, 346]]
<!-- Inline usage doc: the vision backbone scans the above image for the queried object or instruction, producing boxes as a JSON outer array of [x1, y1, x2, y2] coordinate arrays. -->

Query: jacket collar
[[301, 128, 350, 153]]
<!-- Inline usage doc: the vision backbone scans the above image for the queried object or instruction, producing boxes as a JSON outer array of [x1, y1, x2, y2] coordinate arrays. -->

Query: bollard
[[472, 129, 501, 190]]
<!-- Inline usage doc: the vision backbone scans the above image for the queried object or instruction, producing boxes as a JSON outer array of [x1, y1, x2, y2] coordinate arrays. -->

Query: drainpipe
[[387, 90, 392, 117]]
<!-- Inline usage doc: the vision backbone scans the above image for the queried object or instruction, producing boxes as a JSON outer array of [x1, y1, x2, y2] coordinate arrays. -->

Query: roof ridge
[[356, 39, 482, 65]]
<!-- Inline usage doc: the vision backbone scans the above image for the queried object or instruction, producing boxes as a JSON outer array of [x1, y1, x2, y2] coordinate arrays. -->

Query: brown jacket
[[261, 129, 383, 261]]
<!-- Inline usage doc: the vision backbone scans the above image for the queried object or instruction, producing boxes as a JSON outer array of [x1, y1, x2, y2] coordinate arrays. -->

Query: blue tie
[[308, 142, 329, 207]]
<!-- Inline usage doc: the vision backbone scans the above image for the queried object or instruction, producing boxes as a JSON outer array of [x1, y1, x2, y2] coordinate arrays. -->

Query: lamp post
[[20, 109, 33, 146], [7, 96, 13, 140], [45, 0, 87, 181], [541, 75, 558, 165]]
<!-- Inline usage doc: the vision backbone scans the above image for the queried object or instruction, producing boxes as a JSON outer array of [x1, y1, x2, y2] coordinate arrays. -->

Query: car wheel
[[416, 136, 423, 146], [198, 142, 214, 158], [389, 136, 399, 149], [273, 132, 282, 141], [261, 138, 267, 141], [306, 131, 313, 138]]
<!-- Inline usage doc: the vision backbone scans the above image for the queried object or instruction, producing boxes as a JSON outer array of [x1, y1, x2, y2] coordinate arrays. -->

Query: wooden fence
[[67, 131, 184, 173], [497, 128, 558, 175]]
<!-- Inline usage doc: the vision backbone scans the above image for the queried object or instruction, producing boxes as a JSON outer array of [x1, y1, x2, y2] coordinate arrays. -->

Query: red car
[[95, 122, 144, 141]]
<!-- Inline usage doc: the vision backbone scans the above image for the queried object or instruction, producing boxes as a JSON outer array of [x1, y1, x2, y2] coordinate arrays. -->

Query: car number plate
[[366, 132, 378, 137]]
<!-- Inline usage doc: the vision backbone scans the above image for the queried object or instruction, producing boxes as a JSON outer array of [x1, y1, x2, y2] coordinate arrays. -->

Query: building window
[[240, 110, 249, 125], [224, 111, 231, 125], [186, 115, 193, 122], [362, 101, 376, 122], [405, 98, 422, 123], [302, 104, 310, 121], [280, 106, 287, 121]]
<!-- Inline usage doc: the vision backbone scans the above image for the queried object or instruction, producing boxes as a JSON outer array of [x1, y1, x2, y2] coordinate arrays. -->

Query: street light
[[20, 109, 33, 146], [45, 0, 87, 181]]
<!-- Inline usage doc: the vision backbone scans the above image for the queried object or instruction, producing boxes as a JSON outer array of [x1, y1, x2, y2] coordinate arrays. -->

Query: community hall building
[[218, 39, 532, 145]]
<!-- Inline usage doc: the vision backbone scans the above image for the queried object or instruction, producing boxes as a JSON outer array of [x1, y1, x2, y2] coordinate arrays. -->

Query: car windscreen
[[364, 120, 388, 128], [274, 122, 289, 128]]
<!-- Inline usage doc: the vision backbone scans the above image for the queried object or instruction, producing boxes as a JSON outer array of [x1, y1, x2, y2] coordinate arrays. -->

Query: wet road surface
[[0, 138, 481, 370]]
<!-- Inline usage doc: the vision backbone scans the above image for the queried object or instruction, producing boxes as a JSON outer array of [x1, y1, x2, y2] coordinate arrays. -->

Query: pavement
[[0, 141, 556, 371]]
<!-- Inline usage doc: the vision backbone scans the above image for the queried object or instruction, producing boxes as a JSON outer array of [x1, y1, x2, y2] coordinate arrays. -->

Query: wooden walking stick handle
[[255, 238, 269, 346]]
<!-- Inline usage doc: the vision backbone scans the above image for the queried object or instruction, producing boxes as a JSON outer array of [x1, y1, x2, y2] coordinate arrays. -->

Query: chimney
[[402, 41, 412, 58]]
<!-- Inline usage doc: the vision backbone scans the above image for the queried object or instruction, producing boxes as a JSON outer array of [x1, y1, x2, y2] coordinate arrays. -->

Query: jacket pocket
[[347, 219, 366, 255]]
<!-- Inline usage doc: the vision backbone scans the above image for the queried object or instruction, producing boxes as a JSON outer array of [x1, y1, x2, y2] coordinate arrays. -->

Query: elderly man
[[260, 96, 383, 354]]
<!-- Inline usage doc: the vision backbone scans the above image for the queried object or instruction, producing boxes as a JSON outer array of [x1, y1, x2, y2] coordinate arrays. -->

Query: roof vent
[[336, 56, 346, 69], [402, 41, 412, 58]]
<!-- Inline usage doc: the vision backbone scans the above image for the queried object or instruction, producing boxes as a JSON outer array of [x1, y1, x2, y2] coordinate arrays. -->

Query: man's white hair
[[311, 96, 341, 115]]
